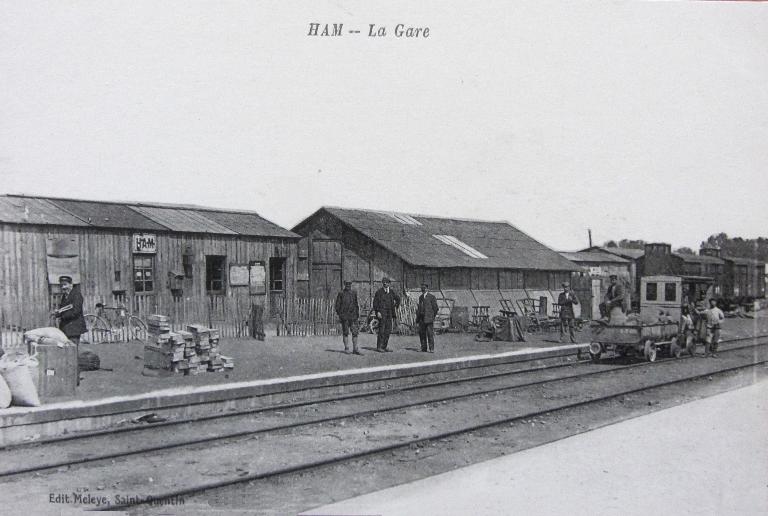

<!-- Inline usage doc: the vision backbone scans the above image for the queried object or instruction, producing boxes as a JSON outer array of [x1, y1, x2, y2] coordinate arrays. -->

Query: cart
[[588, 321, 684, 362]]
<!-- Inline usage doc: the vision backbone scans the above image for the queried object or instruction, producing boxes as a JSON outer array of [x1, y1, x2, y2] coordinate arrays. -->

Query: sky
[[1, 1, 766, 252]]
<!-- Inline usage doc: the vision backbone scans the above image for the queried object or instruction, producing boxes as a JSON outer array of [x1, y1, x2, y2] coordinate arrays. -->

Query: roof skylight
[[433, 234, 488, 259]]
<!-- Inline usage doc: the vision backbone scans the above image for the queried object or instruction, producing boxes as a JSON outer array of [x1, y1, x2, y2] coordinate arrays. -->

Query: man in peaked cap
[[372, 277, 400, 352], [334, 280, 361, 355], [557, 281, 579, 343], [604, 274, 625, 316], [54, 275, 86, 346]]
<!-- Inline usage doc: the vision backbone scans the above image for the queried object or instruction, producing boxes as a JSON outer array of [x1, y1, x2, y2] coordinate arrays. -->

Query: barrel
[[30, 341, 78, 399]]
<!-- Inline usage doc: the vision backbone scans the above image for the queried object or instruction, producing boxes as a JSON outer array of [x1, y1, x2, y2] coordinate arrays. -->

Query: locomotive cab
[[640, 275, 713, 322]]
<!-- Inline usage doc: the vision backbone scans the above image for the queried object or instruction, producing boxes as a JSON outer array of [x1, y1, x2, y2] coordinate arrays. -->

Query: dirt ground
[[48, 312, 768, 401]]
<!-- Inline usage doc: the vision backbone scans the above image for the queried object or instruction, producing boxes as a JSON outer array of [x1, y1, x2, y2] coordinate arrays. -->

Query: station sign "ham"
[[133, 233, 157, 254]]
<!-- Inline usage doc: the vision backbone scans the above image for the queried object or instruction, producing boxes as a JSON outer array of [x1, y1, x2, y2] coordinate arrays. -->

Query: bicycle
[[83, 303, 147, 344]]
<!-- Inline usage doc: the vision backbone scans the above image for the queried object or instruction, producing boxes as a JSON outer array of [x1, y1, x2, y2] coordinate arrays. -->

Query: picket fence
[[0, 294, 252, 350], [1, 293, 422, 348], [274, 294, 418, 337]]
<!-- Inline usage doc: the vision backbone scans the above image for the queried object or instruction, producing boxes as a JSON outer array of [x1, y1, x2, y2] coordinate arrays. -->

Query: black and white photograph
[[0, 1, 766, 515]]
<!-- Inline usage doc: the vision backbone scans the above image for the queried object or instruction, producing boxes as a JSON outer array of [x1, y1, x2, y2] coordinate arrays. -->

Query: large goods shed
[[292, 207, 581, 319]]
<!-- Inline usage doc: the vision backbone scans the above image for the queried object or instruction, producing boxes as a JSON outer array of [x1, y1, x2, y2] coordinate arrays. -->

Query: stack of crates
[[143, 317, 234, 376]]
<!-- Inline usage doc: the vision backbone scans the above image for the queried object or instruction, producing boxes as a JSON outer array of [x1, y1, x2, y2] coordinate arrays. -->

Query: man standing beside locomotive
[[416, 283, 439, 353], [557, 282, 579, 343], [373, 277, 400, 352], [334, 281, 362, 355]]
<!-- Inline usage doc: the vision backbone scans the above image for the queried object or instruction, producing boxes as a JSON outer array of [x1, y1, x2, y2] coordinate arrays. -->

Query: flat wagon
[[589, 321, 682, 362]]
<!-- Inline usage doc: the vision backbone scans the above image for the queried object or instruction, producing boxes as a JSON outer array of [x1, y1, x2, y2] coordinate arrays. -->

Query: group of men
[[682, 296, 725, 357], [334, 277, 439, 355]]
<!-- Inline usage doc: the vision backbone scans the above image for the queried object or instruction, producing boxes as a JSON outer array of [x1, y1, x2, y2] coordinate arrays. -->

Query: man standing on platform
[[373, 277, 400, 352], [54, 275, 86, 346], [334, 281, 362, 355], [558, 281, 579, 343], [416, 283, 439, 353]]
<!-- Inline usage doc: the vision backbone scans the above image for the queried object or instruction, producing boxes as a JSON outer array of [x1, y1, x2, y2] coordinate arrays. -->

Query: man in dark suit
[[372, 277, 400, 352], [54, 275, 86, 345], [599, 274, 625, 318], [416, 283, 439, 353], [334, 281, 361, 355], [605, 274, 625, 312], [557, 281, 579, 343]]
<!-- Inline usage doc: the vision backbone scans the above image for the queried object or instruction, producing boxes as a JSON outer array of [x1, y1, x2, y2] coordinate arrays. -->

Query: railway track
[[0, 334, 766, 513]]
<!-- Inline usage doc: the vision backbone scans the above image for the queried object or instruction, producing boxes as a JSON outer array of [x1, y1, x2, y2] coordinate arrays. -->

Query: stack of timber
[[143, 316, 234, 376]]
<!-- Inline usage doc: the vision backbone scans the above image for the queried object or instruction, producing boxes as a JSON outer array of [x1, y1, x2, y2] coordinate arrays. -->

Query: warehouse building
[[0, 194, 299, 336], [292, 207, 581, 320]]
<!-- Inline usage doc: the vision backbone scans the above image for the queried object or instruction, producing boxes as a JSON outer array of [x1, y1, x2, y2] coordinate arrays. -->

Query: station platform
[[0, 337, 586, 447], [308, 379, 768, 516]]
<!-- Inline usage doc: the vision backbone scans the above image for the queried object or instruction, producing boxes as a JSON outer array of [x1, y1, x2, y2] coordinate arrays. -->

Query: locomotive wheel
[[588, 342, 602, 363], [644, 340, 657, 362], [670, 338, 682, 359]]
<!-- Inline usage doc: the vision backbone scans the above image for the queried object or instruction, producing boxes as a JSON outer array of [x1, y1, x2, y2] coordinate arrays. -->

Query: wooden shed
[[558, 250, 632, 319], [0, 194, 299, 339], [292, 207, 581, 319]]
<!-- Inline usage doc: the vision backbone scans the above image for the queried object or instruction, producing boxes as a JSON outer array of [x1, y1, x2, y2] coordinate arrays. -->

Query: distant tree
[[675, 247, 695, 255], [618, 239, 646, 250], [604, 240, 618, 248], [700, 233, 768, 261]]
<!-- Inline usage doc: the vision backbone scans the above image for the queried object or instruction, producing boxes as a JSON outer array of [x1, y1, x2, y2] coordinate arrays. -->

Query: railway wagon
[[589, 321, 683, 362]]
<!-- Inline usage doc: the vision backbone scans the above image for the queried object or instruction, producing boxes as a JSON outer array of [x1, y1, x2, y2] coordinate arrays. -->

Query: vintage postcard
[[0, 1, 766, 515]]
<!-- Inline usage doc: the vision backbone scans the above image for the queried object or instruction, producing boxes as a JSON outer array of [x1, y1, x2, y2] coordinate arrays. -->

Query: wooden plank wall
[[0, 223, 297, 336]]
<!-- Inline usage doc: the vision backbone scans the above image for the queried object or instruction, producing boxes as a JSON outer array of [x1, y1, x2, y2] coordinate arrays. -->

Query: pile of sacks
[[0, 327, 75, 409], [0, 352, 40, 408]]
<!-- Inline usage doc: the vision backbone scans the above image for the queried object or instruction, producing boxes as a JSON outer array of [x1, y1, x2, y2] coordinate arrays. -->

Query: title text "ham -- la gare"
[[308, 23, 430, 38]]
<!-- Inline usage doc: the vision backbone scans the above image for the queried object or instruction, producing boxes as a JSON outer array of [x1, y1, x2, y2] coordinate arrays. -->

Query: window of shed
[[269, 257, 286, 291], [182, 253, 194, 279], [646, 282, 658, 301], [133, 255, 154, 293], [206, 255, 226, 293], [664, 283, 677, 302]]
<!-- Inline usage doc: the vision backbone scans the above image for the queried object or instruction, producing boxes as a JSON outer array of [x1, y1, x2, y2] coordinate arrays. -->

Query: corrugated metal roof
[[0, 196, 90, 226], [310, 207, 580, 271], [48, 199, 167, 231], [598, 247, 645, 260], [673, 252, 724, 265], [201, 210, 297, 238], [130, 206, 238, 234], [560, 251, 629, 264], [0, 195, 299, 238]]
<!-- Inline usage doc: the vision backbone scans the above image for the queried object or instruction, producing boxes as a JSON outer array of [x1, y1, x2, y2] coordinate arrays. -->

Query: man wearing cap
[[334, 281, 361, 355], [557, 281, 579, 343], [372, 277, 400, 352], [604, 274, 625, 315], [53, 275, 86, 345], [416, 283, 439, 353]]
